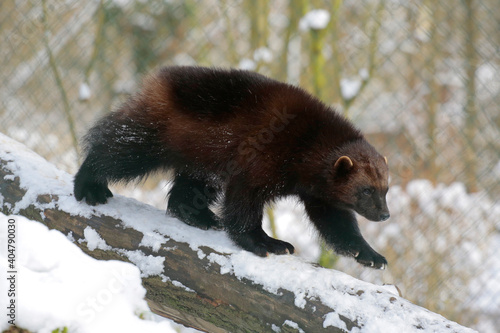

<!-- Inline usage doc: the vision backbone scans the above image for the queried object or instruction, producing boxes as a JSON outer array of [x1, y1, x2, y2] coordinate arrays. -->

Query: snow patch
[[283, 320, 305, 333], [253, 47, 273, 63], [323, 312, 347, 330], [341, 78, 362, 100], [79, 82, 91, 101], [238, 58, 256, 70], [172, 280, 195, 293], [207, 252, 232, 274], [299, 10, 331, 31], [121, 250, 165, 277], [197, 249, 206, 260], [359, 68, 369, 80], [140, 231, 169, 252], [82, 226, 111, 251], [271, 323, 281, 332]]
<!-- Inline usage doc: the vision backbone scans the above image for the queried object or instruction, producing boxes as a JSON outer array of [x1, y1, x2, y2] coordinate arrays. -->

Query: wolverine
[[74, 66, 390, 269]]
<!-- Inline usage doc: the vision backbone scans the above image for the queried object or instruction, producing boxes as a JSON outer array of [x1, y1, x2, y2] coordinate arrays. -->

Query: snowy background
[[1, 1, 499, 332]]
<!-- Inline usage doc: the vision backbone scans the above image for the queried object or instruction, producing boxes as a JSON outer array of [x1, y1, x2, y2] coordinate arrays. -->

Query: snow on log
[[0, 133, 476, 333]]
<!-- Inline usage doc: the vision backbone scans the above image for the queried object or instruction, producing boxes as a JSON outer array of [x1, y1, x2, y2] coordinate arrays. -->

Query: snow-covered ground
[[0, 133, 480, 332], [0, 213, 200, 333]]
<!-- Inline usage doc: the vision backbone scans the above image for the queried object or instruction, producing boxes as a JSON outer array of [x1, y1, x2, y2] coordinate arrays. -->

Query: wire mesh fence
[[1, 0, 499, 331]]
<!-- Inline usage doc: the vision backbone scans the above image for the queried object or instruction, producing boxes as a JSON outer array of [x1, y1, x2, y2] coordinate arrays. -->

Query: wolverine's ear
[[383, 156, 388, 165], [334, 156, 354, 172]]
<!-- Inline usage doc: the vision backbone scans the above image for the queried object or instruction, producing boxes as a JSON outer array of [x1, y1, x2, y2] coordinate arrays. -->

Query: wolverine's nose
[[380, 213, 390, 221]]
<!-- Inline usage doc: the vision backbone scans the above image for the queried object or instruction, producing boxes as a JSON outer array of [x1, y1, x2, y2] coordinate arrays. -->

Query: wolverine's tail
[[74, 108, 166, 205]]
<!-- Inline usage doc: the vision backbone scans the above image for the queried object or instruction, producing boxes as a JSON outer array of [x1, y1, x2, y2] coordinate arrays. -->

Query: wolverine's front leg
[[302, 195, 387, 269], [222, 178, 294, 256]]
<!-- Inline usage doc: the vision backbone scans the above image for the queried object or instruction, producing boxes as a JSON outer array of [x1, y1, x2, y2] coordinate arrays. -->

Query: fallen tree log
[[0, 133, 476, 333]]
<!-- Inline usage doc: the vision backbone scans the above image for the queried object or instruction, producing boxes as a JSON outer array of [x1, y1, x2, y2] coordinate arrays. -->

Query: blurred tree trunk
[[330, 0, 343, 108], [342, 0, 382, 112], [310, 25, 327, 101], [463, 0, 478, 192], [249, 0, 269, 51], [401, 3, 420, 186], [84, 0, 105, 82], [41, 0, 79, 157], [276, 0, 305, 81], [330, 0, 382, 116], [422, 0, 443, 183], [221, 0, 239, 65]]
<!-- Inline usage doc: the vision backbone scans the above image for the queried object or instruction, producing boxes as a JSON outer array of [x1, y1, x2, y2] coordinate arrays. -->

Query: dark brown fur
[[74, 66, 390, 268]]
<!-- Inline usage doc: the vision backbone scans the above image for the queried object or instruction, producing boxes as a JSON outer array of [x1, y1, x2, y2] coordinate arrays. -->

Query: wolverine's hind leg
[[74, 161, 113, 205], [167, 173, 220, 230], [74, 111, 166, 205]]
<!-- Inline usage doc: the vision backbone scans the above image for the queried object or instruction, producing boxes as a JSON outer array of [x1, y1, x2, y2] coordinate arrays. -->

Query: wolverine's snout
[[379, 213, 390, 221]]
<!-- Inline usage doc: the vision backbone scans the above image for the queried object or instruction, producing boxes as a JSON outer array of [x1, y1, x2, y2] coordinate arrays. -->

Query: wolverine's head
[[329, 140, 390, 222]]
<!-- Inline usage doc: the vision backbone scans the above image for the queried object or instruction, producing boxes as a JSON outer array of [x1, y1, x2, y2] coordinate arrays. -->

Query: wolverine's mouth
[[356, 209, 390, 222]]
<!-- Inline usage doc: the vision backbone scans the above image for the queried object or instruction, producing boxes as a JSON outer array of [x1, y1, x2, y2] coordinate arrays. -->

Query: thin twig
[[41, 0, 79, 156], [84, 0, 105, 81], [343, 0, 385, 112]]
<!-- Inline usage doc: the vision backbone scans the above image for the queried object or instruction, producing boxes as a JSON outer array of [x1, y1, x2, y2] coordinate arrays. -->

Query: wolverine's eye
[[362, 188, 373, 196]]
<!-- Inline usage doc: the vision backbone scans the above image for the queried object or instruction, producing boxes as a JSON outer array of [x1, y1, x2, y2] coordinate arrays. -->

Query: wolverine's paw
[[232, 229, 295, 257], [74, 181, 113, 206], [167, 205, 220, 231], [354, 248, 387, 270], [255, 237, 295, 257], [334, 241, 387, 269]]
